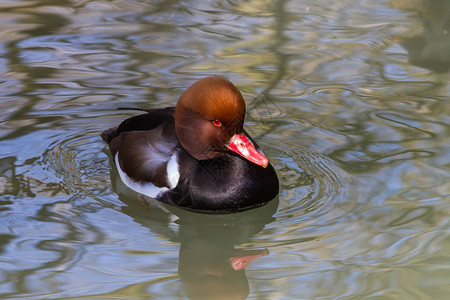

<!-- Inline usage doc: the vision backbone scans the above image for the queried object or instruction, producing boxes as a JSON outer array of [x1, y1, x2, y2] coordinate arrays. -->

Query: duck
[[101, 76, 279, 213]]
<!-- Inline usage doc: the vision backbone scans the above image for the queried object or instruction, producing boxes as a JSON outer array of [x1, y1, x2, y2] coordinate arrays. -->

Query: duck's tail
[[101, 108, 149, 143], [117, 107, 153, 113], [101, 127, 118, 143]]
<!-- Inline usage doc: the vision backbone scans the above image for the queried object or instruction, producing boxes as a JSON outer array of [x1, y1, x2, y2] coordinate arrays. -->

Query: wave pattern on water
[[0, 0, 449, 299]]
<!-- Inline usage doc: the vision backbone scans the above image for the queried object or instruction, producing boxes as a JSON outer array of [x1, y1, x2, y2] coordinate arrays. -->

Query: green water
[[0, 0, 449, 299]]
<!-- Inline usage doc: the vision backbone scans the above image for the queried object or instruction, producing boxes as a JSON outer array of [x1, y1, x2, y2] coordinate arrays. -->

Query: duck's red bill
[[226, 133, 269, 168]]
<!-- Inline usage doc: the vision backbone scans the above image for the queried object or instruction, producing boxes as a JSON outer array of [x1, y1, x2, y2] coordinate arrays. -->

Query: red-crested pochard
[[101, 76, 279, 213]]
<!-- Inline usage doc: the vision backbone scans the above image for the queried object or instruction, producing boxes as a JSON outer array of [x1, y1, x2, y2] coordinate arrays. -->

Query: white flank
[[166, 151, 180, 189], [115, 153, 168, 198]]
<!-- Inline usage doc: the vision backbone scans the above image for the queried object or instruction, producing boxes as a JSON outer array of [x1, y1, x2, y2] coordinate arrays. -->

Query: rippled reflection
[[114, 167, 278, 300], [391, 0, 450, 72], [0, 0, 449, 299]]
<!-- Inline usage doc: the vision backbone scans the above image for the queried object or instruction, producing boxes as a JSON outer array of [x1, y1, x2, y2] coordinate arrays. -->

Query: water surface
[[0, 0, 449, 299]]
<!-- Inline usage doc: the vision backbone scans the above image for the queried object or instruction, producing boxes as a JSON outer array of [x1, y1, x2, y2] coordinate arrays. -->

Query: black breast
[[158, 151, 279, 213]]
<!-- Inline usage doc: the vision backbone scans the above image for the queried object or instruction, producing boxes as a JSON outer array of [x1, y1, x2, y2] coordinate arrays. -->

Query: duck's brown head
[[175, 76, 268, 167]]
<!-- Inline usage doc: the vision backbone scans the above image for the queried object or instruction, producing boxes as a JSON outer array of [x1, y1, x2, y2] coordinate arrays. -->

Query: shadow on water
[[109, 164, 279, 300], [1, 1, 71, 143], [391, 0, 450, 72]]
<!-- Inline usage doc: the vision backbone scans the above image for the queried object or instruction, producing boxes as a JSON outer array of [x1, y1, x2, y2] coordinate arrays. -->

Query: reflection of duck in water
[[112, 167, 278, 300], [101, 76, 279, 213], [391, 0, 450, 72], [178, 221, 271, 300]]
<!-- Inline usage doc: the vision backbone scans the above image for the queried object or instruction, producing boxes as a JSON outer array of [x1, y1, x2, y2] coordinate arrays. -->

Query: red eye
[[212, 119, 222, 126]]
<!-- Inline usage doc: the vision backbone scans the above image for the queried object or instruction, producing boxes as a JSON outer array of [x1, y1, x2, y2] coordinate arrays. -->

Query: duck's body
[[102, 77, 279, 213]]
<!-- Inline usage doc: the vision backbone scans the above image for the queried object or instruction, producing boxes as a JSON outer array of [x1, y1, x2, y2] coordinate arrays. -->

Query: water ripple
[[0, 0, 449, 298]]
